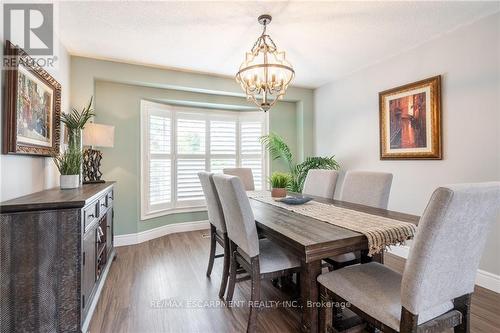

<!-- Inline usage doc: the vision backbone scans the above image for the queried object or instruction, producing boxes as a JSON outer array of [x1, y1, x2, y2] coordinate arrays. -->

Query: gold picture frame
[[379, 75, 442, 160], [2, 40, 61, 157]]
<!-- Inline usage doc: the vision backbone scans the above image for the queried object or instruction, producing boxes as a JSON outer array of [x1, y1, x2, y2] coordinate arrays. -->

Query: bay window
[[141, 101, 267, 219]]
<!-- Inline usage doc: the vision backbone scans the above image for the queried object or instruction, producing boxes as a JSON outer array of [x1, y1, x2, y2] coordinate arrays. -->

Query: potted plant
[[261, 132, 340, 192], [269, 172, 291, 198], [61, 97, 94, 184], [53, 148, 83, 189]]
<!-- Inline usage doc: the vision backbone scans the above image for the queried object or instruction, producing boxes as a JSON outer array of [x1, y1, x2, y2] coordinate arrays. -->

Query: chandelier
[[236, 14, 295, 112]]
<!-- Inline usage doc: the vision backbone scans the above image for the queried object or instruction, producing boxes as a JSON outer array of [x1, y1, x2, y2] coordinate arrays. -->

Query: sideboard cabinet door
[[82, 227, 96, 315]]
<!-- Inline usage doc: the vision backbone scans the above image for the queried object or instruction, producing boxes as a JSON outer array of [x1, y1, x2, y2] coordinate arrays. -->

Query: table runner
[[247, 191, 416, 255]]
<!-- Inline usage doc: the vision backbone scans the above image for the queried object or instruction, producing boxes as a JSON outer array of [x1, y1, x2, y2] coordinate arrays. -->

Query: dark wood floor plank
[[89, 231, 500, 333]]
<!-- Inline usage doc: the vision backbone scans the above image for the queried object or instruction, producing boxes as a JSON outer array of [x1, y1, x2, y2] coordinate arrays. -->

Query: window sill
[[141, 206, 207, 221]]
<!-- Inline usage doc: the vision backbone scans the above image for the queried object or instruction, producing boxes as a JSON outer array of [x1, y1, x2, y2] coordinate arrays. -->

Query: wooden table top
[[250, 195, 419, 262]]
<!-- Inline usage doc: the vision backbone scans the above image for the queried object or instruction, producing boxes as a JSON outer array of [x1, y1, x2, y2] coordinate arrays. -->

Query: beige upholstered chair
[[198, 172, 230, 299], [327, 171, 393, 268], [318, 182, 500, 333], [212, 174, 301, 333], [340, 171, 393, 209], [302, 169, 339, 199], [223, 168, 255, 191]]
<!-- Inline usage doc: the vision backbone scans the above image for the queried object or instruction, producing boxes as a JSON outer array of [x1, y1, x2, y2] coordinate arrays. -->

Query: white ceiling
[[59, 1, 499, 88]]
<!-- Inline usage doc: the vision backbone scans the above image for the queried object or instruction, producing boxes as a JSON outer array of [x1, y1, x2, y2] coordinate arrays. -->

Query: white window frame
[[140, 100, 269, 220]]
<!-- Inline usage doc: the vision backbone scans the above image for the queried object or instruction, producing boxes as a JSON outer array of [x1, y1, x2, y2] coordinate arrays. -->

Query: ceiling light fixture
[[236, 14, 295, 112]]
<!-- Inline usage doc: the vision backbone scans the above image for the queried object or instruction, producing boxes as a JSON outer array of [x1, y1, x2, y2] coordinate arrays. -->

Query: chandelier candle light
[[236, 14, 295, 112]]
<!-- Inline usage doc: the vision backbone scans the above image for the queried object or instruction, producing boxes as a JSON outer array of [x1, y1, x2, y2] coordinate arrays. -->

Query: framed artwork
[[379, 75, 442, 160], [2, 40, 61, 156]]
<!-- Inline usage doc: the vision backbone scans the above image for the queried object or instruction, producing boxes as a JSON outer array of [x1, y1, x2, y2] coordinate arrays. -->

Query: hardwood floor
[[89, 230, 500, 333]]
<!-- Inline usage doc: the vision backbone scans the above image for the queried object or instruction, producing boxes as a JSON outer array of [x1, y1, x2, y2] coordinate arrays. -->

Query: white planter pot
[[60, 175, 80, 189]]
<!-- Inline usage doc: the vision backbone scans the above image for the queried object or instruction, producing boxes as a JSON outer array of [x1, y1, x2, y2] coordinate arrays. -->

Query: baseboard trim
[[389, 245, 500, 294], [114, 220, 210, 247]]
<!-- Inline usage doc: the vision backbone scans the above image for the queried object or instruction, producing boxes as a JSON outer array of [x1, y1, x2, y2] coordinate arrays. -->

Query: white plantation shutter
[[210, 120, 236, 155], [177, 118, 206, 155], [149, 159, 171, 205], [176, 159, 205, 203], [141, 101, 267, 219], [210, 158, 236, 174], [240, 120, 264, 190], [241, 121, 263, 155], [175, 115, 207, 206], [142, 103, 173, 214], [210, 119, 237, 173]]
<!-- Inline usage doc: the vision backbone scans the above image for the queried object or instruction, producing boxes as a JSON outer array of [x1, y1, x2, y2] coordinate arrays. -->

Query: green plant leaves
[[53, 148, 82, 175], [269, 172, 292, 188], [260, 132, 294, 171], [260, 132, 340, 192], [61, 97, 95, 130]]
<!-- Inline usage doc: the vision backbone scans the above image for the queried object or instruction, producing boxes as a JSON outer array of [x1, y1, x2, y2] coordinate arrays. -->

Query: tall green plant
[[62, 97, 95, 150], [61, 97, 95, 130], [261, 132, 340, 192]]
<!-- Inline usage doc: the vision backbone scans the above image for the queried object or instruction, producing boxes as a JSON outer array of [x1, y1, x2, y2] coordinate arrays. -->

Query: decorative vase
[[271, 188, 286, 198], [60, 175, 80, 189], [68, 128, 84, 185]]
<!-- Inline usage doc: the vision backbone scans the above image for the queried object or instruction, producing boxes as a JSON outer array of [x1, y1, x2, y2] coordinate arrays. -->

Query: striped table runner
[[248, 191, 416, 255]]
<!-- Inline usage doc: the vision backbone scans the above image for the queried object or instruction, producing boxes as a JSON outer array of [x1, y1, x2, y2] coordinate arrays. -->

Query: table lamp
[[82, 123, 115, 184]]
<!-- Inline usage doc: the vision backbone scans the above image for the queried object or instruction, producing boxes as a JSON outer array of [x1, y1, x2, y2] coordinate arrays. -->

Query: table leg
[[373, 251, 384, 264], [360, 250, 384, 264], [300, 260, 322, 333]]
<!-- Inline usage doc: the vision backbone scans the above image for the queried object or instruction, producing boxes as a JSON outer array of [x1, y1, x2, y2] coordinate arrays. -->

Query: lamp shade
[[83, 123, 115, 148]]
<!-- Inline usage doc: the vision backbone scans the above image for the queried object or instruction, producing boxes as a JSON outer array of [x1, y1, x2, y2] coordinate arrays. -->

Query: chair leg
[[247, 257, 261, 333], [453, 294, 471, 333], [225, 243, 238, 303], [206, 224, 217, 277], [218, 233, 230, 299], [400, 307, 418, 333], [319, 285, 333, 333]]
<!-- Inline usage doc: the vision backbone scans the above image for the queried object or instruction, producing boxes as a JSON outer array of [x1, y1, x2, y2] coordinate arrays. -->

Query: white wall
[[314, 13, 500, 276], [0, 36, 71, 201]]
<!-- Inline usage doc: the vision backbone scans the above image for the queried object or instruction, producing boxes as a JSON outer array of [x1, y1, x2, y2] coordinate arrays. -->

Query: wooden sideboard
[[0, 182, 116, 333]]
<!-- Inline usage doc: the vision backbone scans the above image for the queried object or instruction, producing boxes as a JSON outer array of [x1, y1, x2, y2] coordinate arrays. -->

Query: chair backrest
[[340, 171, 393, 209], [401, 182, 500, 315], [213, 174, 259, 258], [302, 169, 339, 199], [198, 172, 226, 233], [223, 168, 255, 191]]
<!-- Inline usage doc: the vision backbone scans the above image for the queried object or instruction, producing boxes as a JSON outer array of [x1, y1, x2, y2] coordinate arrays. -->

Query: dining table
[[249, 194, 420, 333]]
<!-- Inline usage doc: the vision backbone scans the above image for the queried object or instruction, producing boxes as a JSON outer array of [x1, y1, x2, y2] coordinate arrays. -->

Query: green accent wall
[[71, 56, 314, 235]]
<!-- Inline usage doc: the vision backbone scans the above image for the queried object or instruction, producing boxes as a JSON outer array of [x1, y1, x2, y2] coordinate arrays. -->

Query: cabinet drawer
[[84, 200, 99, 232], [107, 190, 113, 206], [99, 190, 113, 212]]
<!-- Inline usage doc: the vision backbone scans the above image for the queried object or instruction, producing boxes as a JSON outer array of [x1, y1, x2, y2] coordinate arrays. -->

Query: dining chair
[[302, 169, 339, 199], [198, 172, 230, 299], [318, 182, 500, 333], [223, 168, 255, 191], [340, 170, 393, 209], [212, 174, 301, 333], [326, 171, 393, 269]]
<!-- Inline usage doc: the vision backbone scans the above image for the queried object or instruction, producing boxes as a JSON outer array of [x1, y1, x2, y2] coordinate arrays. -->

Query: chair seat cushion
[[238, 239, 301, 274], [317, 262, 453, 331]]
